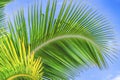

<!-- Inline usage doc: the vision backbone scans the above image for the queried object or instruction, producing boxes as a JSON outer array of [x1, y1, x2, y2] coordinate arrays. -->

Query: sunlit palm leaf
[[7, 0, 114, 79], [0, 36, 43, 80]]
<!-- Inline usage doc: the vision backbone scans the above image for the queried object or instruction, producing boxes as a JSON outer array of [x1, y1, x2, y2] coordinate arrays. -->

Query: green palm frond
[[0, 0, 12, 29], [0, 0, 12, 6], [6, 0, 114, 79], [0, 36, 43, 80]]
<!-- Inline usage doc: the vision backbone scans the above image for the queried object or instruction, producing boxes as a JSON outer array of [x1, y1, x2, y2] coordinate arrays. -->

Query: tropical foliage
[[0, 0, 114, 80], [0, 36, 43, 80], [0, 0, 12, 27]]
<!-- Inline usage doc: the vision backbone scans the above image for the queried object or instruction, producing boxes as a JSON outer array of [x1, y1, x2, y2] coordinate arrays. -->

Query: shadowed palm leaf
[[0, 0, 12, 6], [5, 0, 114, 79]]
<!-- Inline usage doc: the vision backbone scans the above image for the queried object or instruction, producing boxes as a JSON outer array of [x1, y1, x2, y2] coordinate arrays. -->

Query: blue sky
[[5, 0, 120, 80]]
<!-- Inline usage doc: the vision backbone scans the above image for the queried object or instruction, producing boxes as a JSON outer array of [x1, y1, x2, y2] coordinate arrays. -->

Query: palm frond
[[0, 0, 12, 6], [0, 0, 12, 31], [6, 0, 114, 79], [0, 36, 43, 80]]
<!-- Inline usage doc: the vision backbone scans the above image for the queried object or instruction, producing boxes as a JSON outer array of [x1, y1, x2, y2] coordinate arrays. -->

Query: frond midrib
[[7, 74, 34, 80], [32, 34, 100, 54]]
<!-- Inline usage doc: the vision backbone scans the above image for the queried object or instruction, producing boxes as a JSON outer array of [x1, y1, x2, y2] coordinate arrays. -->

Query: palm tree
[[0, 0, 114, 79]]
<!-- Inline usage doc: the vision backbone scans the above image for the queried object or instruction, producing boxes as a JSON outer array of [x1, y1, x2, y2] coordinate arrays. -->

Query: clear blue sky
[[5, 0, 120, 80]]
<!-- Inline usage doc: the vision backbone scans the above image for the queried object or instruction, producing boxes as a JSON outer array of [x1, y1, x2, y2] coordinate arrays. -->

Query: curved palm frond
[[0, 36, 43, 80], [7, 0, 114, 79]]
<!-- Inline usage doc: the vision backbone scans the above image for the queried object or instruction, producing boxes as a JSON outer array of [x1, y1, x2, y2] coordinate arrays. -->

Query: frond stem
[[32, 34, 99, 54], [7, 74, 34, 80]]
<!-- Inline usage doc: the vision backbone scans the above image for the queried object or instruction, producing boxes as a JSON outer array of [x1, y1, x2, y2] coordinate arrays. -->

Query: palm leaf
[[0, 0, 12, 27], [6, 0, 114, 79], [0, 36, 43, 80], [0, 0, 12, 6]]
